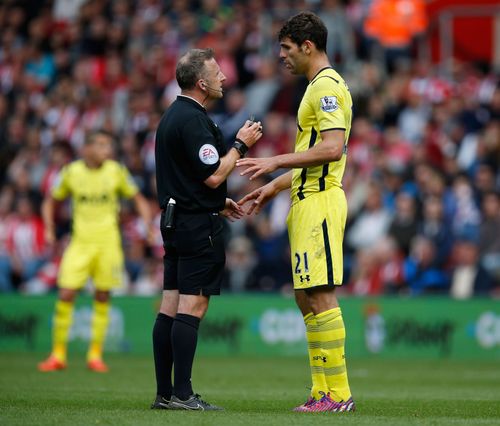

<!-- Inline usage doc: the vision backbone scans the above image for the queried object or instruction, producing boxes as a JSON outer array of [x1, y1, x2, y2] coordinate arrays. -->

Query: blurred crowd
[[0, 0, 499, 298]]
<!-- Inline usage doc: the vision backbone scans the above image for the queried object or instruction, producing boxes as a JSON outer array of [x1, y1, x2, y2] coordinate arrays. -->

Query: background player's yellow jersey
[[291, 67, 352, 204], [52, 159, 138, 243]]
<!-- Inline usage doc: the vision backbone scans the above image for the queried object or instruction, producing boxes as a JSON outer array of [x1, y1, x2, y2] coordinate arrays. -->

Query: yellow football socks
[[304, 313, 328, 400], [52, 300, 74, 362], [315, 307, 351, 402], [87, 300, 110, 361]]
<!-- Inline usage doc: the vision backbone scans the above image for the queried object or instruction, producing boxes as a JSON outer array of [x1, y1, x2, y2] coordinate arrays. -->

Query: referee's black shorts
[[161, 210, 225, 296]]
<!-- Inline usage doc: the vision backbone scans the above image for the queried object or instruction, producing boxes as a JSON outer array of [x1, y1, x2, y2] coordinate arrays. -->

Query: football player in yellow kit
[[238, 12, 355, 412], [38, 130, 153, 372]]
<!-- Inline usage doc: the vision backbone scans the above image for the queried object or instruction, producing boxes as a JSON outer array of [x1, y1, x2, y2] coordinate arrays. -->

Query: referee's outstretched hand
[[220, 198, 245, 221]]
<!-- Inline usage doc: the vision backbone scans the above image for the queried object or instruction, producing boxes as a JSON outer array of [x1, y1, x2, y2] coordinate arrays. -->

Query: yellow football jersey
[[52, 159, 138, 243], [291, 67, 352, 204]]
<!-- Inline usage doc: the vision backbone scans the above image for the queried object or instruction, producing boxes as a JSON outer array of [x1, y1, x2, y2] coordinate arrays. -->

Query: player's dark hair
[[84, 130, 115, 145], [176, 48, 215, 90], [278, 11, 327, 52]]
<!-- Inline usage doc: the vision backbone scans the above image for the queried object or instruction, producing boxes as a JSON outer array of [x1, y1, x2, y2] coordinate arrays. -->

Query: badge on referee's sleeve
[[199, 144, 219, 165], [320, 96, 338, 112]]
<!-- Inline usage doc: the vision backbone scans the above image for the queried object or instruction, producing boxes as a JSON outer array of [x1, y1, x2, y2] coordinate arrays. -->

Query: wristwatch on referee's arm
[[232, 138, 249, 158]]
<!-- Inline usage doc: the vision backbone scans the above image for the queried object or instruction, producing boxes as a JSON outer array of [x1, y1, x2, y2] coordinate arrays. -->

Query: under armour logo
[[299, 275, 310, 282]]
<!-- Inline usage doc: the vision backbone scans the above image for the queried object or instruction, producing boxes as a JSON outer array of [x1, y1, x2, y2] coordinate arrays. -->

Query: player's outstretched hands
[[237, 182, 278, 215], [236, 120, 263, 148], [220, 198, 245, 222], [236, 157, 278, 181]]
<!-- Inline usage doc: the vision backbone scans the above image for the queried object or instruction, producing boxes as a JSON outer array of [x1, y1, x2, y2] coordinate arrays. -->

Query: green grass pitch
[[1, 353, 499, 425]]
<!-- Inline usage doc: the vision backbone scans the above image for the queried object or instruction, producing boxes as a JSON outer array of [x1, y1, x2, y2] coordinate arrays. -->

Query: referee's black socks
[[152, 313, 174, 399], [172, 313, 201, 400]]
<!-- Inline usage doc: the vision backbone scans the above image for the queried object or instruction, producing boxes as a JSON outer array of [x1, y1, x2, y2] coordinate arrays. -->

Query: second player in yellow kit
[[38, 130, 153, 373], [55, 159, 138, 289]]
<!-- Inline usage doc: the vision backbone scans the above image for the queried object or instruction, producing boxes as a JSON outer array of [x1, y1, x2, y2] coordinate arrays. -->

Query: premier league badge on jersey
[[320, 96, 338, 112]]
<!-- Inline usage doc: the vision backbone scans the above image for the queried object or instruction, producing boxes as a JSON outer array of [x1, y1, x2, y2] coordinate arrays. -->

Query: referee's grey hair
[[176, 48, 215, 90]]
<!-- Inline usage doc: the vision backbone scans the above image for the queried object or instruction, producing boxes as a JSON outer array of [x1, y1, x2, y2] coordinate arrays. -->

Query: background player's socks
[[152, 313, 174, 399], [304, 313, 328, 399], [171, 313, 200, 400], [52, 300, 74, 362], [315, 307, 352, 402], [87, 300, 110, 362]]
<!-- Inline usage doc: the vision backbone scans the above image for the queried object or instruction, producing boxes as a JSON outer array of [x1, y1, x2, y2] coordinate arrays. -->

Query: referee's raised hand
[[235, 120, 263, 149]]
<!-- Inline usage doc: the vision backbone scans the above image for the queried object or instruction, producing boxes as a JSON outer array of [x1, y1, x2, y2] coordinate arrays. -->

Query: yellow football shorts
[[58, 238, 124, 291], [287, 186, 347, 290]]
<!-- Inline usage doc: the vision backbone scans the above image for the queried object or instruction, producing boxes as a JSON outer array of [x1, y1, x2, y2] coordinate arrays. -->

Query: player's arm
[[42, 165, 71, 244], [132, 192, 155, 245], [116, 163, 154, 244], [41, 195, 58, 244], [236, 129, 344, 181], [204, 121, 263, 189], [238, 170, 292, 215]]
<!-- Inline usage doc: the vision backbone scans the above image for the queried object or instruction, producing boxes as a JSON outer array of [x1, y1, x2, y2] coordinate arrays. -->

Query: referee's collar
[[177, 95, 206, 112]]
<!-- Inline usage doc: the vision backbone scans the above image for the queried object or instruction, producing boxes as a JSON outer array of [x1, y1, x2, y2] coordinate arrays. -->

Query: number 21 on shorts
[[294, 252, 309, 274]]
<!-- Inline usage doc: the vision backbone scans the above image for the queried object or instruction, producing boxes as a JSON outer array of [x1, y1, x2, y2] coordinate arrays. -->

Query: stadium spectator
[[346, 180, 393, 251], [349, 249, 383, 296], [224, 235, 258, 293], [419, 195, 454, 267], [404, 235, 450, 295], [363, 0, 428, 73], [4, 195, 46, 291], [213, 87, 251, 145], [376, 236, 406, 294], [449, 236, 494, 299], [0, 190, 14, 292], [478, 192, 500, 284], [388, 191, 419, 256], [318, 0, 356, 72], [243, 57, 281, 121], [449, 174, 481, 241]]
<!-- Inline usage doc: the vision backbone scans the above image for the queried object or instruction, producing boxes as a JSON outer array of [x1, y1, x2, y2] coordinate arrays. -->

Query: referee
[[151, 48, 262, 411]]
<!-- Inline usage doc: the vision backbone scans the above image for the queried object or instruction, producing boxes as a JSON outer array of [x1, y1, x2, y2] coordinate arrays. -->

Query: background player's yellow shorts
[[287, 186, 347, 290], [58, 238, 124, 291]]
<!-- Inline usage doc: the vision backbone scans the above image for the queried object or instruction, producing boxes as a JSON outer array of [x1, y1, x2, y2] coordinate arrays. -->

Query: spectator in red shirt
[[5, 195, 46, 290], [0, 190, 14, 292]]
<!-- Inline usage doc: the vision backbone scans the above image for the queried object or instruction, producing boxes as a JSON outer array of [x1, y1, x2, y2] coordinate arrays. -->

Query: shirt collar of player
[[310, 66, 333, 82], [178, 94, 206, 111]]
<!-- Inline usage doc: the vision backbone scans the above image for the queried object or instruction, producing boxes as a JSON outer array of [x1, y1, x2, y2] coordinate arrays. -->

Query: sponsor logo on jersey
[[199, 144, 219, 165], [77, 193, 111, 204], [320, 96, 338, 112]]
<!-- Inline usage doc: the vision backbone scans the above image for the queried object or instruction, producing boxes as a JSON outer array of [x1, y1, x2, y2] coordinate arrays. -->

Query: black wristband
[[233, 138, 249, 158]]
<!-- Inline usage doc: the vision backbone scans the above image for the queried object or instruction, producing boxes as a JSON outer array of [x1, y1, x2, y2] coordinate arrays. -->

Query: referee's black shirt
[[155, 96, 227, 212]]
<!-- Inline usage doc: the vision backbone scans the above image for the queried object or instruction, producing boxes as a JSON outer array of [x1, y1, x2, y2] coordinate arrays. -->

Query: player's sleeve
[[180, 115, 221, 181], [51, 165, 71, 200], [310, 78, 347, 132], [117, 164, 139, 199]]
